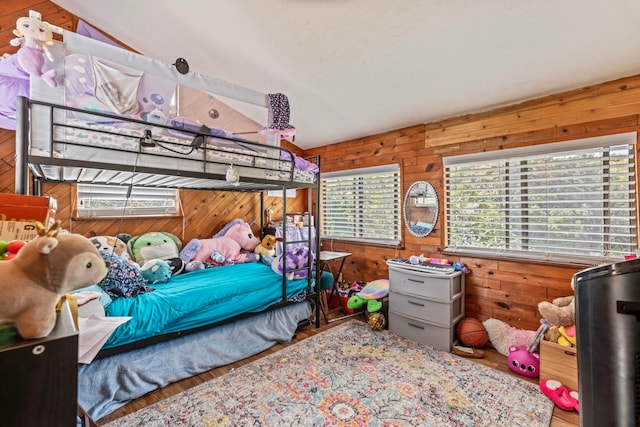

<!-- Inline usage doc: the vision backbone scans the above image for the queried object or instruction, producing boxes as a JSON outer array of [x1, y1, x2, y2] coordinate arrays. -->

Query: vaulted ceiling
[[53, 0, 640, 149]]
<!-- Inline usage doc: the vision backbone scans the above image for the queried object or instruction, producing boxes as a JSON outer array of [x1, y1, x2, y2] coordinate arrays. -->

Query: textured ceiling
[[53, 0, 640, 149]]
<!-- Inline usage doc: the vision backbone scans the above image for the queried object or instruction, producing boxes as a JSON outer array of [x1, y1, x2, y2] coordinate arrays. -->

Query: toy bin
[[539, 339, 578, 392], [0, 194, 57, 241]]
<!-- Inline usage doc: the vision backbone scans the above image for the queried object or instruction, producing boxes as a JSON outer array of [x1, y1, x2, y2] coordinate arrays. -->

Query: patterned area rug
[[105, 320, 553, 426]]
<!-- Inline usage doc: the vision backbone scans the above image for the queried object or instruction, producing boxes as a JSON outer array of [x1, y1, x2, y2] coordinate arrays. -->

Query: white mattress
[[29, 105, 315, 184]]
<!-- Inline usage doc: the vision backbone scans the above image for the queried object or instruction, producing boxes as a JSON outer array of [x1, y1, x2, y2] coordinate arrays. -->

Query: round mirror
[[404, 181, 439, 237]]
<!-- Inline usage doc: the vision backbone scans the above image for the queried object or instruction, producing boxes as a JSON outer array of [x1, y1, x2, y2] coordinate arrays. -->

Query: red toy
[[456, 317, 489, 348], [0, 239, 27, 260]]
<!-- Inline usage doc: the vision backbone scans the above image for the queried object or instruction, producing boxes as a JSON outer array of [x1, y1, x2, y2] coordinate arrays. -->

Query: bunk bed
[[10, 23, 323, 421]]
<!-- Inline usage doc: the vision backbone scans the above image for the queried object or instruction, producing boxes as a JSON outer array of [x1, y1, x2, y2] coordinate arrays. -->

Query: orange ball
[[456, 317, 489, 348]]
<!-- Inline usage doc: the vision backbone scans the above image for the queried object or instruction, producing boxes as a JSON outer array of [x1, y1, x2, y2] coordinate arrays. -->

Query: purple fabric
[[63, 54, 95, 98], [76, 20, 120, 47], [0, 54, 30, 130], [277, 150, 318, 172], [293, 155, 319, 172]]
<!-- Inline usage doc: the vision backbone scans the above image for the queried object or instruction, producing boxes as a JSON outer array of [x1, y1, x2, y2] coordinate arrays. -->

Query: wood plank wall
[[0, 0, 308, 246], [307, 76, 640, 331], [3, 0, 640, 331]]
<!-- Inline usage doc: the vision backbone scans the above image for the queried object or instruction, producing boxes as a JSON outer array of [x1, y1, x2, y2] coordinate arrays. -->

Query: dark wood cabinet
[[0, 300, 78, 427]]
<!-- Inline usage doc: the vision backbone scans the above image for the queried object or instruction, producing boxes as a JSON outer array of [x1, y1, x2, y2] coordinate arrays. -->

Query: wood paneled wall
[[307, 75, 640, 330], [3, 0, 640, 331]]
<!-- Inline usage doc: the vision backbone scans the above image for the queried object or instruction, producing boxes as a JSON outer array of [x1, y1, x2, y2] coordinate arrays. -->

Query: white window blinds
[[76, 184, 178, 218], [321, 164, 401, 245], [444, 132, 637, 263]]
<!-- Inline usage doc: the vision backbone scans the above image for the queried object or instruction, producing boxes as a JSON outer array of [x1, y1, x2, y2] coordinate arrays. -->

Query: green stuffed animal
[[347, 279, 389, 313], [127, 231, 182, 266]]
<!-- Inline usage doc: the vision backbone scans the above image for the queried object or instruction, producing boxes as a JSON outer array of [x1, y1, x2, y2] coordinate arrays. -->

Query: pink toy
[[507, 345, 540, 378], [179, 220, 260, 266], [10, 15, 57, 87], [417, 256, 471, 273], [482, 318, 537, 356]]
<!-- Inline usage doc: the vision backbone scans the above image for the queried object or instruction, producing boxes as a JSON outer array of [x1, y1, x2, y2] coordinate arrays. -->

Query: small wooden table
[[319, 251, 362, 322]]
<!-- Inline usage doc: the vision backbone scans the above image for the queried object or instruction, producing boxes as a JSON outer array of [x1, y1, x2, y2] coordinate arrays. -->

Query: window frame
[[443, 132, 638, 264], [320, 164, 401, 246], [75, 184, 180, 218]]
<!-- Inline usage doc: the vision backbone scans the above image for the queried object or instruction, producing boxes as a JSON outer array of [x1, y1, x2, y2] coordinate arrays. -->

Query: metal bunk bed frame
[[13, 96, 322, 357]]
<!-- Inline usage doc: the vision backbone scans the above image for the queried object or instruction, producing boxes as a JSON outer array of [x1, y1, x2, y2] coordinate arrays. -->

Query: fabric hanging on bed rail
[[92, 58, 143, 115], [63, 30, 268, 109], [264, 92, 296, 138]]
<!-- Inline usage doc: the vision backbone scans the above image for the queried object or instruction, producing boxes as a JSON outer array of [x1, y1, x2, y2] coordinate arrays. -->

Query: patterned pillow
[[97, 251, 154, 299]]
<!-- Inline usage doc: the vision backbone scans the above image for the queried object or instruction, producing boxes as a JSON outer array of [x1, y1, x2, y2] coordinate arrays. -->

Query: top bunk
[[10, 15, 318, 193], [15, 96, 319, 193]]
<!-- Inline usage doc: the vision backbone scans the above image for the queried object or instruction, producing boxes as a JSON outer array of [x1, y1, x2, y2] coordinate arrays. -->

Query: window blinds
[[77, 184, 178, 217], [444, 132, 637, 263], [321, 164, 401, 245]]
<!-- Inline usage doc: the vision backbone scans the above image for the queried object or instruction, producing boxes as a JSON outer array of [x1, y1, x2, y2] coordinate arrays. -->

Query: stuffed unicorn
[[180, 219, 260, 268]]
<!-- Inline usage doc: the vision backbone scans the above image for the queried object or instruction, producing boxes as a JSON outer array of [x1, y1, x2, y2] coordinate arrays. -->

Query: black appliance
[[574, 258, 640, 427]]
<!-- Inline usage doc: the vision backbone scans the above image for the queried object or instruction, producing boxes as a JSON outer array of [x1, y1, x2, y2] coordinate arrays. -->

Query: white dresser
[[388, 265, 465, 351]]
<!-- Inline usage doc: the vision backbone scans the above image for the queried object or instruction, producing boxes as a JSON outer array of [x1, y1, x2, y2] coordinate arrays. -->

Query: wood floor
[[97, 310, 580, 426]]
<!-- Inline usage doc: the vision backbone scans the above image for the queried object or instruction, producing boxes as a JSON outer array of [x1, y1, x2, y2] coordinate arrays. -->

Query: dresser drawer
[[390, 291, 462, 326], [389, 267, 462, 301], [389, 311, 456, 351]]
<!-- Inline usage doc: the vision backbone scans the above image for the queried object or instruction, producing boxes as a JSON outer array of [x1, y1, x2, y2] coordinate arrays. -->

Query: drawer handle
[[408, 322, 425, 330], [408, 278, 424, 284], [408, 300, 425, 307]]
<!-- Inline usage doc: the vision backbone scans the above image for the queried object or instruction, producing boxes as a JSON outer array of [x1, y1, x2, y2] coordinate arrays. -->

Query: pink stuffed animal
[[10, 15, 57, 87], [180, 221, 260, 267], [507, 345, 540, 378]]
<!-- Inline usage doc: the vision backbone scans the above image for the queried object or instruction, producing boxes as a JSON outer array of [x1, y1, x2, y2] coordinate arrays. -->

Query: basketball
[[456, 317, 489, 348]]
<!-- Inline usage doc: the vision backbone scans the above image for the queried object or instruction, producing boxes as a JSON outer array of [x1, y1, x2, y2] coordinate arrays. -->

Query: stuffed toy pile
[[538, 283, 576, 347], [0, 222, 108, 339]]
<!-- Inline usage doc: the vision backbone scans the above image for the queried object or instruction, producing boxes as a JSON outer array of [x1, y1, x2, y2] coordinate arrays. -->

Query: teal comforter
[[103, 262, 311, 349]]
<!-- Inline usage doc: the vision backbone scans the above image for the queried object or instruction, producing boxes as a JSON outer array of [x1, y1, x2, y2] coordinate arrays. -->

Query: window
[[321, 164, 401, 245], [444, 132, 637, 263], [76, 184, 178, 218]]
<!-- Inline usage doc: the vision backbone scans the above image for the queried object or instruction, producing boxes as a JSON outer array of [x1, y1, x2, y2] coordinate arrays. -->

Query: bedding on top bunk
[[22, 39, 319, 182], [101, 261, 312, 350], [27, 109, 317, 183]]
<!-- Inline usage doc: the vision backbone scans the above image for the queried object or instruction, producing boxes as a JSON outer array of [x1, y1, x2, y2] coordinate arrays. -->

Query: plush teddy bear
[[10, 15, 57, 87], [0, 224, 108, 339], [538, 282, 575, 327], [254, 235, 277, 257], [180, 220, 260, 265]]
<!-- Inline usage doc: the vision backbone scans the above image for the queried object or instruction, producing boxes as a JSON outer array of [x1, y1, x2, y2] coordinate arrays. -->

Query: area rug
[[105, 320, 553, 426]]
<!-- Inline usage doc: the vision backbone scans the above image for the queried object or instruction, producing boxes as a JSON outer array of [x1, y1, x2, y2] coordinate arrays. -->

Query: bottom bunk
[[79, 301, 312, 420], [98, 261, 313, 352]]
